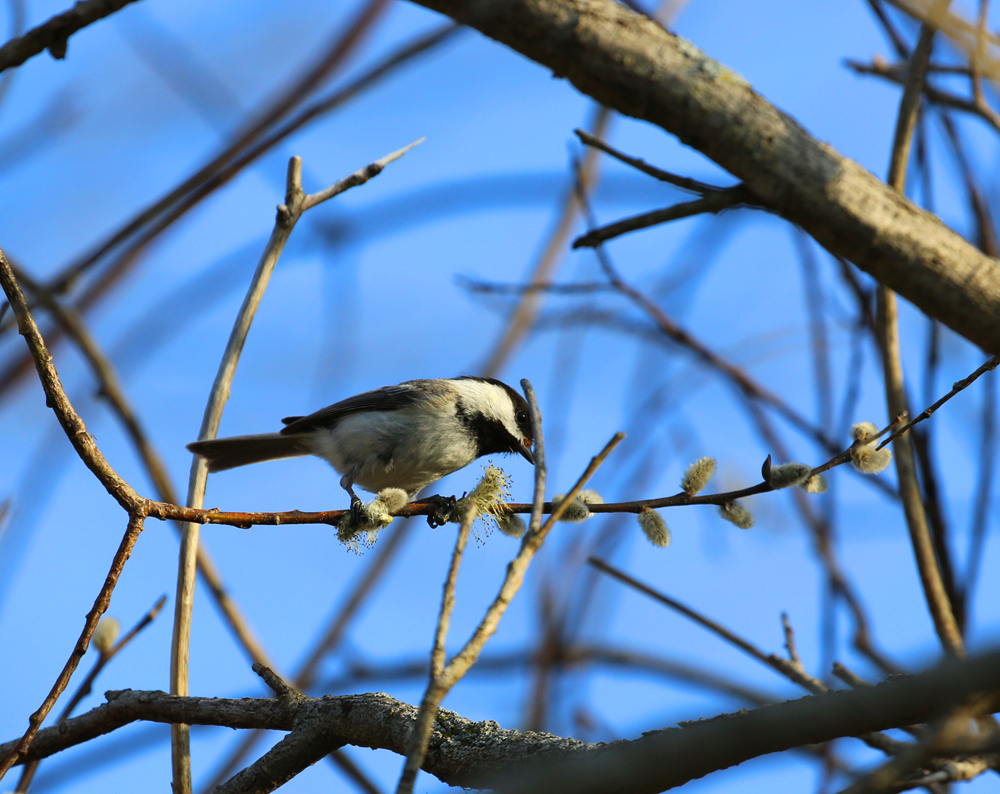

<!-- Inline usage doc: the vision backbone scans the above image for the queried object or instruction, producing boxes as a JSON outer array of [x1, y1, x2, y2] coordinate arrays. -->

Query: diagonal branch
[[0, 249, 142, 512], [408, 0, 1000, 353], [0, 0, 145, 73], [170, 141, 423, 793], [572, 185, 755, 248]]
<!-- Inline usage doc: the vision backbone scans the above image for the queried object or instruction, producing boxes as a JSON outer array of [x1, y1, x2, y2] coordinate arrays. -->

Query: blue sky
[[1, 0, 998, 792]]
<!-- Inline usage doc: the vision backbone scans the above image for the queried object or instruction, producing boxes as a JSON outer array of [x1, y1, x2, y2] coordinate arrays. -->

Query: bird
[[187, 377, 535, 524]]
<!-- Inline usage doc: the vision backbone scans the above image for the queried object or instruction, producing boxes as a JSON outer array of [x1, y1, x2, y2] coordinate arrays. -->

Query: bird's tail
[[187, 433, 310, 473]]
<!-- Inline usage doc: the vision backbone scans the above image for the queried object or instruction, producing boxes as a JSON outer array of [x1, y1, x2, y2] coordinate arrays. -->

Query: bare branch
[[876, 0, 966, 660], [847, 58, 1000, 132], [876, 355, 1000, 450], [0, 248, 143, 512], [480, 107, 611, 377], [572, 185, 755, 248], [15, 595, 167, 791], [0, 0, 145, 73], [5, 649, 1000, 793], [0, 248, 153, 779], [574, 128, 730, 193], [171, 143, 422, 791], [396, 507, 477, 794], [410, 0, 1000, 353], [0, 514, 146, 779]]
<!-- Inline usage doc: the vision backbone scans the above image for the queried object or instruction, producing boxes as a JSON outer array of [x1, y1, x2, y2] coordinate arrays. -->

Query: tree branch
[[3, 648, 999, 793], [171, 142, 422, 792], [409, 0, 1000, 353], [0, 0, 144, 73]]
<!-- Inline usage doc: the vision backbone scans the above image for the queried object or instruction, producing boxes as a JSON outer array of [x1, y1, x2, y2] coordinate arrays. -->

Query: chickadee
[[187, 377, 535, 522]]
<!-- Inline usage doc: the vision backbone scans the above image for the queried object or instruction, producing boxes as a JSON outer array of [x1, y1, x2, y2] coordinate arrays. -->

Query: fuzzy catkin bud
[[337, 489, 403, 552], [768, 462, 812, 489], [638, 509, 670, 547], [454, 466, 514, 542], [93, 616, 120, 655], [681, 457, 717, 495], [851, 443, 893, 474], [851, 422, 879, 443], [552, 494, 591, 523], [377, 488, 408, 513], [848, 421, 893, 475], [578, 490, 604, 505], [801, 474, 829, 494], [497, 513, 527, 539], [719, 500, 754, 529], [458, 465, 511, 520], [359, 497, 392, 527]]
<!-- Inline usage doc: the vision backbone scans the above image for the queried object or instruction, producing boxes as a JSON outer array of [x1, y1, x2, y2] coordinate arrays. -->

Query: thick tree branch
[[409, 0, 1000, 353], [503, 647, 1000, 794], [4, 647, 1000, 793]]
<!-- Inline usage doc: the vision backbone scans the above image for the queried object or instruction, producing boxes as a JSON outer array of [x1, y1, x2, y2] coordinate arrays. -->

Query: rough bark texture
[[4, 648, 999, 793], [410, 0, 1000, 353]]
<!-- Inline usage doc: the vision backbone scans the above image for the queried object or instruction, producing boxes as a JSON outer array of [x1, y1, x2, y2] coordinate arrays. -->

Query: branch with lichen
[[3, 647, 1000, 794]]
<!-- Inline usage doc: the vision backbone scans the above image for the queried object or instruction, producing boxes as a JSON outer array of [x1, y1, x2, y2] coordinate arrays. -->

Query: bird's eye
[[516, 409, 528, 423]]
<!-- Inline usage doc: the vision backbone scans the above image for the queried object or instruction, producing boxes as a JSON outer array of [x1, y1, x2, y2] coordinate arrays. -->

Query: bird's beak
[[519, 440, 535, 465]]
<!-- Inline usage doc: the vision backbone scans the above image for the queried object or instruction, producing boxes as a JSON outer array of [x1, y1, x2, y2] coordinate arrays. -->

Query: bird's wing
[[279, 381, 439, 435]]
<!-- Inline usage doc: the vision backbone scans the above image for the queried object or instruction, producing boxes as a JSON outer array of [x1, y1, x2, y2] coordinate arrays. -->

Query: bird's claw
[[349, 497, 366, 525], [424, 494, 458, 528]]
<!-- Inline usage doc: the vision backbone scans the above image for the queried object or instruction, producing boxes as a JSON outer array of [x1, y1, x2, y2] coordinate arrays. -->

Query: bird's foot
[[423, 494, 458, 528], [349, 497, 367, 526]]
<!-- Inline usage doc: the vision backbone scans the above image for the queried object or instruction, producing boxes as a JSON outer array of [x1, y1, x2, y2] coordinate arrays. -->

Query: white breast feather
[[305, 399, 479, 496]]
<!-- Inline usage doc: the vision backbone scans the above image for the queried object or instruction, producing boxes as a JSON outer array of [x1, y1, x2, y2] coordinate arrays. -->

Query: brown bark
[[410, 0, 1000, 353]]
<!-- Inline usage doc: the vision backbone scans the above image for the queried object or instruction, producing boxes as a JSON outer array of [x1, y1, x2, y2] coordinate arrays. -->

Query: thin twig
[[433, 512, 475, 680], [963, 372, 997, 620], [328, 750, 385, 794], [781, 612, 803, 667], [523, 380, 547, 533], [572, 186, 755, 249], [480, 106, 611, 377], [458, 276, 610, 296], [876, 355, 1000, 450], [574, 128, 729, 193], [588, 558, 907, 755], [847, 58, 1000, 132], [589, 558, 775, 667], [0, 250, 141, 510], [15, 595, 167, 791], [395, 506, 477, 794], [832, 662, 872, 689], [0, 248, 152, 780], [170, 142, 422, 793], [0, 514, 146, 780], [878, 0, 966, 660]]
